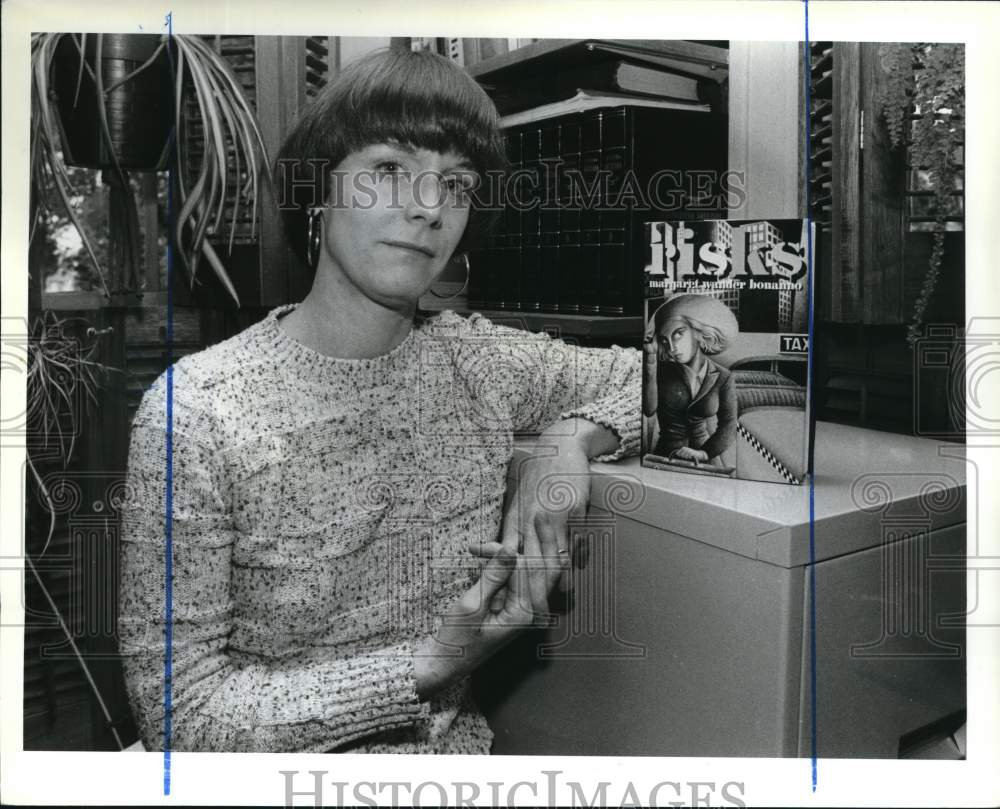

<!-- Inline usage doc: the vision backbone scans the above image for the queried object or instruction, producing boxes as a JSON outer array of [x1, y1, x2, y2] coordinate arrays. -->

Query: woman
[[118, 48, 641, 754], [642, 293, 738, 465]]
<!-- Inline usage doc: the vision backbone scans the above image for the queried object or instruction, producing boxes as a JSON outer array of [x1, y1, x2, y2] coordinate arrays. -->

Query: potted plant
[[877, 42, 964, 346], [31, 33, 271, 306], [23, 311, 129, 749]]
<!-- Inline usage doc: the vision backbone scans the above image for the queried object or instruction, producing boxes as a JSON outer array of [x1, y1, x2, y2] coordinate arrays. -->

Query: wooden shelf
[[420, 294, 642, 338], [468, 38, 728, 84]]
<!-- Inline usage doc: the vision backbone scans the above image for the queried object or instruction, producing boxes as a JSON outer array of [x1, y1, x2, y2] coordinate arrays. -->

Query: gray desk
[[476, 422, 966, 757]]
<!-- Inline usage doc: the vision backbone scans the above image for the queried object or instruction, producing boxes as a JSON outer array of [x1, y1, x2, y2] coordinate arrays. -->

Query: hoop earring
[[305, 208, 323, 270], [427, 252, 471, 302]]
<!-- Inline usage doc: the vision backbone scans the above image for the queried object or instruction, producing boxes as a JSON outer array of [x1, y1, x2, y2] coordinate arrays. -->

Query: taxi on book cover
[[641, 218, 814, 484]]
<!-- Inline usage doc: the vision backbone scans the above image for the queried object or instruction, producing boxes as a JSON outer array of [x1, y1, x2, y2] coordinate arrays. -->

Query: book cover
[[641, 218, 814, 484], [492, 59, 702, 115], [498, 89, 708, 128]]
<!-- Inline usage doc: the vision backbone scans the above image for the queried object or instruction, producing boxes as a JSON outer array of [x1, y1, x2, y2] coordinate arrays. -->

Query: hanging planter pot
[[31, 32, 271, 306], [52, 33, 174, 171]]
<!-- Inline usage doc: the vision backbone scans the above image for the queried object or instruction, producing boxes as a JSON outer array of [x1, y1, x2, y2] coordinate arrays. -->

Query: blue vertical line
[[163, 10, 175, 797], [802, 0, 819, 792]]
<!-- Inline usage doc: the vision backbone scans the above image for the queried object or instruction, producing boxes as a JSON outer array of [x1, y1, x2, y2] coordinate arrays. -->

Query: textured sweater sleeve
[[118, 367, 429, 753], [453, 313, 642, 462]]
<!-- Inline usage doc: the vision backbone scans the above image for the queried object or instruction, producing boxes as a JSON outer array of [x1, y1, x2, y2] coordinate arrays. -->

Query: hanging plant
[[876, 42, 964, 346], [30, 33, 271, 306]]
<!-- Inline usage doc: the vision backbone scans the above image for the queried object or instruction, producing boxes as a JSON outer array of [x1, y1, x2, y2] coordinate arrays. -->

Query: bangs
[[334, 50, 504, 176]]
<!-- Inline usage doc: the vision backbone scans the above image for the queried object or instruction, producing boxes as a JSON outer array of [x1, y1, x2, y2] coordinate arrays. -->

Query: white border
[[2, 1, 998, 806]]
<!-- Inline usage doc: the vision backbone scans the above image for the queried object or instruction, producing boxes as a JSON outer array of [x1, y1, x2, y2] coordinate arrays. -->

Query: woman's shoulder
[[417, 308, 520, 338], [134, 315, 279, 426], [417, 309, 564, 367]]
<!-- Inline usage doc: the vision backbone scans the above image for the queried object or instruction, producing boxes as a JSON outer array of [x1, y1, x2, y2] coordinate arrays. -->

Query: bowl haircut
[[275, 47, 507, 268]]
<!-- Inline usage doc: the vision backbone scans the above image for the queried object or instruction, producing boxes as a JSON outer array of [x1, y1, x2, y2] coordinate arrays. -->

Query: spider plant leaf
[[185, 35, 271, 203], [172, 40, 189, 199], [206, 111, 230, 237], [28, 121, 45, 245], [24, 552, 126, 749], [173, 37, 226, 272], [201, 62, 243, 237], [188, 37, 270, 180], [221, 93, 263, 243], [26, 456, 57, 557], [174, 118, 212, 270], [188, 155, 218, 276], [67, 32, 99, 89], [177, 35, 270, 252], [190, 182, 218, 281], [72, 34, 86, 108], [34, 35, 64, 152], [102, 41, 166, 95], [183, 42, 229, 231], [223, 104, 244, 254], [225, 84, 266, 243], [48, 376, 66, 456], [209, 78, 246, 250], [219, 97, 261, 242], [200, 239, 241, 307]]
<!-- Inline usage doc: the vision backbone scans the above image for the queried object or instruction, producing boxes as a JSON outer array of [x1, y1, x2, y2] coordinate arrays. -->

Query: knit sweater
[[118, 304, 642, 753]]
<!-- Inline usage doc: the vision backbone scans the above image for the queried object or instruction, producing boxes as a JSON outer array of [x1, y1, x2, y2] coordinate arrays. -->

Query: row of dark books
[[467, 104, 727, 315], [468, 238, 633, 315]]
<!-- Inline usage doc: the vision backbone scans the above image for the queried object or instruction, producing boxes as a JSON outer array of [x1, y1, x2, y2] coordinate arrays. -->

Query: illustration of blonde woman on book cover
[[642, 293, 739, 472]]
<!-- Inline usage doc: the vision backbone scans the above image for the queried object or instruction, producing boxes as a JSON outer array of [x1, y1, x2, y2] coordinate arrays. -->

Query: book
[[499, 89, 709, 128], [641, 218, 815, 485], [586, 41, 728, 82], [492, 60, 702, 116]]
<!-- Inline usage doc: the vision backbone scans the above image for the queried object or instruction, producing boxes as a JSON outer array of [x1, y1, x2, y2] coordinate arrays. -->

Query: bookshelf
[[431, 38, 730, 338], [467, 38, 728, 85], [420, 291, 643, 339]]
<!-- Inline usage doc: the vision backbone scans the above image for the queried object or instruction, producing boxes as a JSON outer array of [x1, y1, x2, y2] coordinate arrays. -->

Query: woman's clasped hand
[[417, 419, 612, 698]]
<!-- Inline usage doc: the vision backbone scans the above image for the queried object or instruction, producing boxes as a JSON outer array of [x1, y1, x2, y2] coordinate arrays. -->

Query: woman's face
[[658, 317, 700, 365], [318, 142, 475, 309]]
